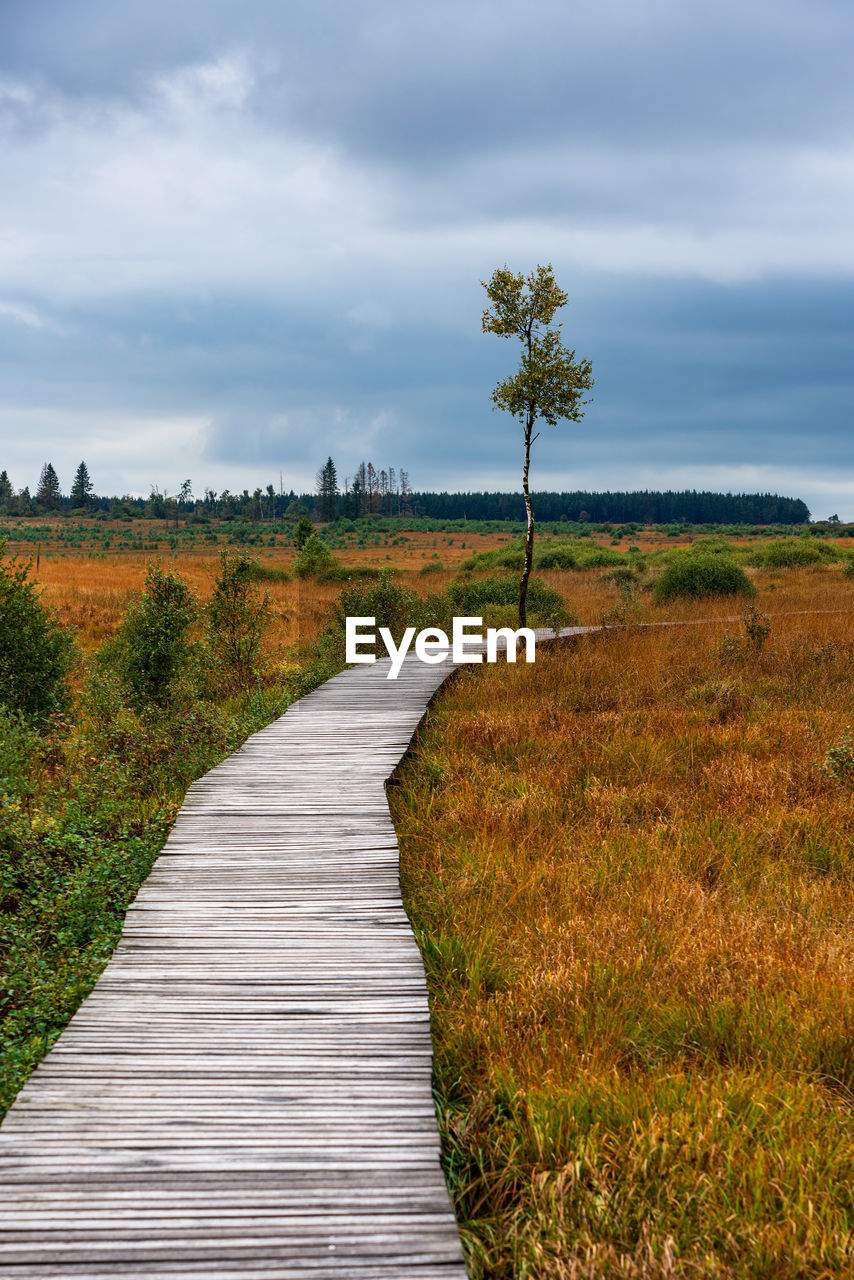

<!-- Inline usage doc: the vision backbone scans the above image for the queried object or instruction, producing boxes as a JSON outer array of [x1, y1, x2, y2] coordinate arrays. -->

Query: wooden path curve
[[0, 652, 485, 1279]]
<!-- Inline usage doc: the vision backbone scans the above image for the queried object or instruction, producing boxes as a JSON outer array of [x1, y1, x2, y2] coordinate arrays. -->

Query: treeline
[[0, 461, 811, 526], [408, 490, 811, 525], [0, 458, 414, 523]]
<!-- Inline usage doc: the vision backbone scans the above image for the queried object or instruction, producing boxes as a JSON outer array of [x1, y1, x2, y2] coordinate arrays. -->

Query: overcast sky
[[1, 0, 852, 517]]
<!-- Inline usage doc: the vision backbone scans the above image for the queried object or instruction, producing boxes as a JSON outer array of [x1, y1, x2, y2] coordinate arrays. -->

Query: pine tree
[[315, 457, 339, 522], [36, 463, 62, 511], [366, 462, 379, 514], [0, 471, 13, 511], [70, 461, 93, 509], [399, 469, 412, 515]]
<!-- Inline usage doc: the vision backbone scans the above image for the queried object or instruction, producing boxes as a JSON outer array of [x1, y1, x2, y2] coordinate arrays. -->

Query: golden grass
[[391, 568, 854, 1278], [22, 530, 515, 650], [28, 553, 341, 654]]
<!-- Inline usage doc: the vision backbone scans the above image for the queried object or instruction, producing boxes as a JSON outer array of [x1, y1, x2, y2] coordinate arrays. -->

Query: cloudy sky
[[1, 0, 852, 517]]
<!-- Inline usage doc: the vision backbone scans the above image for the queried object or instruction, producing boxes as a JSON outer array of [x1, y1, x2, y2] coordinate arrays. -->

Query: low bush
[[536, 545, 578, 570], [331, 575, 451, 646], [654, 554, 756, 602], [749, 537, 840, 569], [243, 559, 290, 583], [102, 562, 197, 710], [574, 545, 629, 569], [600, 565, 640, 588], [204, 551, 271, 694], [461, 540, 627, 574], [293, 533, 344, 580], [0, 540, 74, 724], [460, 543, 525, 573], [0, 707, 41, 808], [447, 574, 574, 628]]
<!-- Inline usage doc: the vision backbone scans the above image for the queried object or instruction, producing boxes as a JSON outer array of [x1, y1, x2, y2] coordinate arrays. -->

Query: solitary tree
[[70, 461, 93, 509], [482, 264, 593, 626]]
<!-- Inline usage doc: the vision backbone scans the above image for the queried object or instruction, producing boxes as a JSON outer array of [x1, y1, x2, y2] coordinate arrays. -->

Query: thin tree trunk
[[519, 417, 535, 628]]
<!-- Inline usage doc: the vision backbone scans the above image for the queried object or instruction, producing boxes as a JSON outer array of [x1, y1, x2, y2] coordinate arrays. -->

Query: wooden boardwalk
[[0, 654, 469, 1278]]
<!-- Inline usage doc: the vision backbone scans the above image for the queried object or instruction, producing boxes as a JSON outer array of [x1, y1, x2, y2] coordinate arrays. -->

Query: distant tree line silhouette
[[0, 461, 811, 526], [407, 489, 811, 526]]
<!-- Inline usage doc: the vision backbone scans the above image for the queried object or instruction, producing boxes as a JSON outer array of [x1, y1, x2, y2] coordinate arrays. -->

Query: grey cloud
[[0, 1, 852, 513], [4, 0, 854, 158]]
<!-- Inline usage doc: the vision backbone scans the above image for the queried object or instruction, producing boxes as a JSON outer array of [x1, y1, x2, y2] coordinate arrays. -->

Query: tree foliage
[[294, 532, 341, 579], [293, 516, 315, 550], [109, 563, 197, 710], [0, 540, 74, 723], [204, 552, 270, 694], [315, 456, 339, 522], [36, 462, 62, 511], [70, 461, 93, 509], [482, 264, 594, 625]]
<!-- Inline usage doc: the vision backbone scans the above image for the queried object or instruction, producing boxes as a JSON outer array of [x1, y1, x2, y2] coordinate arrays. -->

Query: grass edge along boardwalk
[[0, 653, 482, 1279]]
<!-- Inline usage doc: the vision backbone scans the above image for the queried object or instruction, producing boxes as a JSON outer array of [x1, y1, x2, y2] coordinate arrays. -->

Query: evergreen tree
[[0, 471, 13, 511], [70, 461, 93, 509], [36, 463, 62, 511], [315, 456, 339, 522], [399, 470, 412, 515]]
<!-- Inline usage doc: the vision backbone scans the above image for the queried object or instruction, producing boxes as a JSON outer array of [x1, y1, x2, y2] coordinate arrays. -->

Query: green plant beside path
[[0, 539, 74, 724], [204, 551, 271, 694], [102, 562, 197, 710]]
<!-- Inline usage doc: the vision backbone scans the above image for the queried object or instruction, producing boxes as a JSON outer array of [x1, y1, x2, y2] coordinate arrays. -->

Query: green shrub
[[292, 516, 315, 550], [243, 559, 290, 583], [819, 727, 854, 784], [461, 540, 627, 574], [536, 545, 578, 570], [685, 538, 737, 557], [600, 565, 640, 588], [0, 707, 41, 806], [205, 551, 271, 693], [575, 545, 629, 569], [447, 574, 573, 627], [460, 543, 525, 573], [294, 533, 343, 579], [749, 538, 840, 569], [0, 540, 74, 723], [654, 554, 756, 602], [105, 562, 197, 709], [332, 576, 450, 646]]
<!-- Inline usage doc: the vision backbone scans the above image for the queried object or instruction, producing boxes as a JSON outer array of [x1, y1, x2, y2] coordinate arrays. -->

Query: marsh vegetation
[[391, 565, 854, 1278], [1, 515, 853, 1280]]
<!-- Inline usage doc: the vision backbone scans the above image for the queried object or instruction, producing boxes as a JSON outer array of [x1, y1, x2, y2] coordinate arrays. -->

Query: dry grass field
[[17, 527, 517, 652], [391, 566, 854, 1278]]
